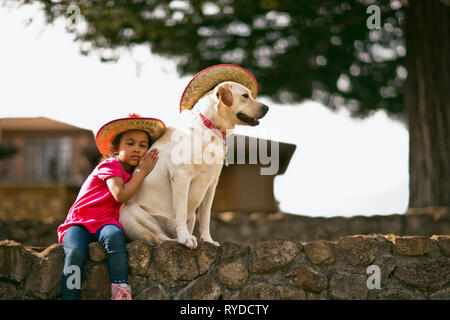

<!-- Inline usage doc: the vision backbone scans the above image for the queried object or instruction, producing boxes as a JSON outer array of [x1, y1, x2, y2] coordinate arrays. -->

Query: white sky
[[0, 2, 409, 217]]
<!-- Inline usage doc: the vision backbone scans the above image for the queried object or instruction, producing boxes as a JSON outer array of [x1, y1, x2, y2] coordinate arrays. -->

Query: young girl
[[57, 114, 166, 300]]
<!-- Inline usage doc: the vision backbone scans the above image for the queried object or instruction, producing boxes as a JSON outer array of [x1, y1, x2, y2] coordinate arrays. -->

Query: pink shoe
[[111, 283, 132, 300]]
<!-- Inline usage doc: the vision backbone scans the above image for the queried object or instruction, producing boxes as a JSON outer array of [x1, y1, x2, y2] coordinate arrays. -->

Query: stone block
[[303, 240, 335, 265], [249, 240, 300, 274], [234, 283, 279, 300], [135, 284, 170, 300], [196, 241, 219, 275], [128, 275, 151, 297], [289, 264, 327, 293], [153, 241, 199, 286], [306, 290, 328, 300], [430, 287, 450, 300], [0, 240, 34, 283], [88, 242, 106, 262], [431, 235, 450, 256], [394, 258, 450, 291], [394, 236, 431, 256], [24, 244, 65, 299], [0, 281, 22, 299], [277, 286, 306, 300], [217, 262, 249, 289], [219, 241, 247, 261], [80, 264, 111, 300], [372, 256, 396, 284], [336, 235, 392, 266], [367, 278, 423, 300], [174, 274, 221, 300], [127, 240, 153, 277], [329, 273, 369, 300]]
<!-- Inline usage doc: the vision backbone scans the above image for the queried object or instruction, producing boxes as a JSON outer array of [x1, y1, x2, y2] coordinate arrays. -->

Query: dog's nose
[[261, 104, 269, 114]]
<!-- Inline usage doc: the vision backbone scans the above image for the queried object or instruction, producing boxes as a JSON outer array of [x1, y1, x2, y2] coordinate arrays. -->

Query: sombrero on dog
[[95, 113, 166, 156], [179, 64, 258, 112]]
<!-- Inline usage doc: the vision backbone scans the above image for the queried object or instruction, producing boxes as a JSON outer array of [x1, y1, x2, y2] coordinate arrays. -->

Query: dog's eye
[[242, 94, 249, 99]]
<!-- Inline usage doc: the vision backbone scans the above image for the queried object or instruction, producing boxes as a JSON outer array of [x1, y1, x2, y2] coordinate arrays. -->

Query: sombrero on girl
[[95, 113, 166, 156], [179, 64, 258, 112]]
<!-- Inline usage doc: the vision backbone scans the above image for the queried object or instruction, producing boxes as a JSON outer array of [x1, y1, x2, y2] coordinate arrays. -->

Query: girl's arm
[[106, 149, 159, 203]]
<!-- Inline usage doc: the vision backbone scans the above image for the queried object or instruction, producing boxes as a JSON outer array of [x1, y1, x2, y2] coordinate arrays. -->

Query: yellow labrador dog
[[119, 81, 268, 248]]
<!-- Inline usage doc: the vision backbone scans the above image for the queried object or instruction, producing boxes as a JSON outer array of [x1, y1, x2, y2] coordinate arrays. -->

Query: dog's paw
[[201, 236, 220, 247], [208, 240, 220, 247], [177, 231, 198, 249]]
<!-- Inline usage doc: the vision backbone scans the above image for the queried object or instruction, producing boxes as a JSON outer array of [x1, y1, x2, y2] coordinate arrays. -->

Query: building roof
[[0, 117, 92, 133]]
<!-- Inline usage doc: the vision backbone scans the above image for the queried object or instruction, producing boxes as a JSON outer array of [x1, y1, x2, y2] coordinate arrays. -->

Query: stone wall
[[1, 235, 449, 300], [211, 209, 450, 243], [1, 209, 449, 247]]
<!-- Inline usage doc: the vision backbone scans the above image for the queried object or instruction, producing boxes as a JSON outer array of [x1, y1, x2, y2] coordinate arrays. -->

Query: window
[[24, 137, 72, 182]]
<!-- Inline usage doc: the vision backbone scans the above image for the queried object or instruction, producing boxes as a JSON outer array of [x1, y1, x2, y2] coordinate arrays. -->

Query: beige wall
[[213, 164, 278, 213], [0, 185, 78, 220]]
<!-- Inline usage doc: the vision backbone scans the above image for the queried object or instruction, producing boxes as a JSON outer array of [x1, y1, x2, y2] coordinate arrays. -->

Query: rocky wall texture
[[210, 208, 450, 244], [1, 208, 449, 247], [1, 235, 449, 300]]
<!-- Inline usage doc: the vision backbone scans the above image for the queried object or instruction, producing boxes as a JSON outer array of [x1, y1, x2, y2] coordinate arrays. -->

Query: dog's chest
[[188, 125, 227, 165]]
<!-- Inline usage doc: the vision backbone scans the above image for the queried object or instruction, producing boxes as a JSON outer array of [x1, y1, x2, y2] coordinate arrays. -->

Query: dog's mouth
[[237, 112, 260, 126]]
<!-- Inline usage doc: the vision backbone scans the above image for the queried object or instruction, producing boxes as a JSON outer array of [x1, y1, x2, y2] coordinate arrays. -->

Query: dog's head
[[214, 81, 269, 126]]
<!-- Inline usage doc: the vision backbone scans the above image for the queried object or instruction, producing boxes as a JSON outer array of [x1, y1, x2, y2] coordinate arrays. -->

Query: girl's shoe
[[111, 283, 132, 300]]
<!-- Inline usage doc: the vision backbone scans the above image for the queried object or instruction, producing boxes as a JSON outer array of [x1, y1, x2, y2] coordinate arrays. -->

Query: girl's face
[[116, 130, 149, 171]]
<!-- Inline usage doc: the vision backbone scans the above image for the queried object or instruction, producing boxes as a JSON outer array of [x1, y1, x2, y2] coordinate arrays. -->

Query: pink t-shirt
[[57, 158, 132, 243]]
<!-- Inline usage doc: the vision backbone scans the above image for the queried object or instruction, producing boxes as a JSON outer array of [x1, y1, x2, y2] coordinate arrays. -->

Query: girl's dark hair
[[99, 130, 153, 162]]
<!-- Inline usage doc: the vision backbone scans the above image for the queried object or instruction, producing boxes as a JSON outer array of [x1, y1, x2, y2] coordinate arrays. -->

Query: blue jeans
[[61, 224, 129, 300]]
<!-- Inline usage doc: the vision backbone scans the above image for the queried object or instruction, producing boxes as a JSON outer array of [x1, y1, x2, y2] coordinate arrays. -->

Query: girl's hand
[[136, 148, 159, 175], [107, 149, 159, 203]]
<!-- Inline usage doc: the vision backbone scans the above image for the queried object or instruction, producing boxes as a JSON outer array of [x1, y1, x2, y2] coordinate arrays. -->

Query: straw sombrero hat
[[95, 113, 166, 156], [179, 64, 258, 112]]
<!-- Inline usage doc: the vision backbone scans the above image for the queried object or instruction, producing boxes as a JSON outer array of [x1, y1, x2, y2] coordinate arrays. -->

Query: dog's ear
[[216, 83, 233, 107]]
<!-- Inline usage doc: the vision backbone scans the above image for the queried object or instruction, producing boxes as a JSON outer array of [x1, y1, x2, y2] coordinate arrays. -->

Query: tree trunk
[[405, 0, 450, 208]]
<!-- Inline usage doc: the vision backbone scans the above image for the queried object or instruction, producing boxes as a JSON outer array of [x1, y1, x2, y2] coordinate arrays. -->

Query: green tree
[[19, 0, 449, 209]]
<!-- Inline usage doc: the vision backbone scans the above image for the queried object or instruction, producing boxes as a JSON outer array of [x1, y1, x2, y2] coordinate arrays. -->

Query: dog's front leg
[[198, 178, 220, 246], [171, 174, 198, 248]]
